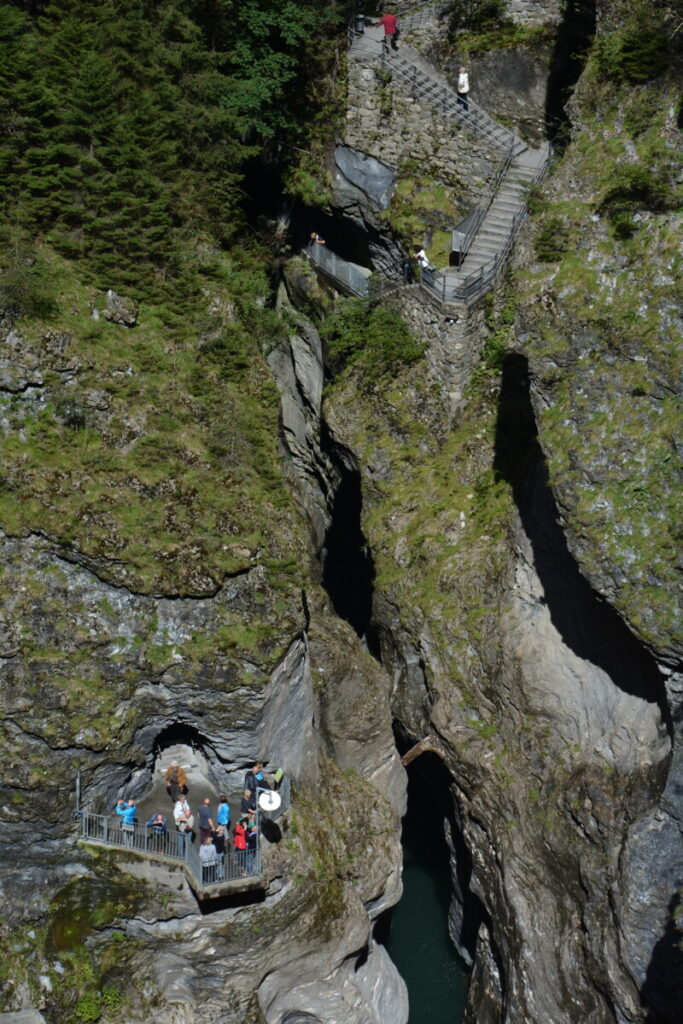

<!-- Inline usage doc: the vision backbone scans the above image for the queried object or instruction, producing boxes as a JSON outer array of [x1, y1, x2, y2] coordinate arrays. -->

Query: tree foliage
[[445, 0, 505, 34], [0, 0, 337, 296], [320, 297, 425, 380]]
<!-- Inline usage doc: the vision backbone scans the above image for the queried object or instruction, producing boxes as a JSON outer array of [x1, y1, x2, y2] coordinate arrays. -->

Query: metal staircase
[[332, 21, 552, 307]]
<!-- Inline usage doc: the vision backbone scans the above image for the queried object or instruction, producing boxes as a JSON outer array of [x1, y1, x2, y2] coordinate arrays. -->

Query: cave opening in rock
[[320, 423, 380, 655], [119, 721, 232, 829], [292, 205, 376, 268], [493, 353, 671, 730], [152, 721, 212, 760], [377, 732, 475, 1023], [545, 0, 596, 147]]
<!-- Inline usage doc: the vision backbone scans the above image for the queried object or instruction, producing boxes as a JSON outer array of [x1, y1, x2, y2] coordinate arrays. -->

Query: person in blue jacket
[[115, 798, 137, 846], [216, 794, 231, 831], [115, 798, 137, 825], [145, 813, 167, 834]]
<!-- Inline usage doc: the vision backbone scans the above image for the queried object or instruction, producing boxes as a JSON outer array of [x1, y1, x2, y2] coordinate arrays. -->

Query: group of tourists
[[113, 760, 275, 880], [165, 760, 269, 861]]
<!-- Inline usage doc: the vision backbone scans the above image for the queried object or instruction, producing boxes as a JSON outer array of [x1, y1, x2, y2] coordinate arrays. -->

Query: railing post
[[103, 816, 108, 843]]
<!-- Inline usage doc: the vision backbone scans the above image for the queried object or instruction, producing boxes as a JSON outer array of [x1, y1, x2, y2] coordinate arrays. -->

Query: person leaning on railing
[[145, 813, 167, 834]]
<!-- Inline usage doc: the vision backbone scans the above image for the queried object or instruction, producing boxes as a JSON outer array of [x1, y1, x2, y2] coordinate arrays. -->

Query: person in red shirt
[[377, 12, 399, 52]]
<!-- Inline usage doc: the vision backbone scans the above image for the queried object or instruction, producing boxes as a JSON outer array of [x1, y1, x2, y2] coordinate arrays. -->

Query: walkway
[[78, 750, 291, 900], [316, 20, 550, 309]]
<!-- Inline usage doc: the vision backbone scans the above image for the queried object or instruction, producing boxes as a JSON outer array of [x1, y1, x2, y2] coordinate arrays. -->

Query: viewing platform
[[77, 742, 291, 900]]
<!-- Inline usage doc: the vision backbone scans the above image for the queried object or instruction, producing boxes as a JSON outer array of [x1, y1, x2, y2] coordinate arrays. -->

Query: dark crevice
[[319, 421, 380, 656], [643, 890, 683, 1023], [493, 353, 671, 731], [392, 724, 482, 965], [197, 887, 266, 915], [354, 944, 369, 970], [292, 205, 376, 267], [151, 721, 212, 760], [545, 0, 597, 148]]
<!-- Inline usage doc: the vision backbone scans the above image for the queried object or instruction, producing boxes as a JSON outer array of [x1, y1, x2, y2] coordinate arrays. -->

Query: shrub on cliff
[[594, 2, 675, 83], [533, 216, 571, 262], [598, 161, 679, 237], [320, 297, 424, 380]]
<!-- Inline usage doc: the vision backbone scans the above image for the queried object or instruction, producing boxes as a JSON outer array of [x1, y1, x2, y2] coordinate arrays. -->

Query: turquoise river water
[[386, 774, 468, 1024]]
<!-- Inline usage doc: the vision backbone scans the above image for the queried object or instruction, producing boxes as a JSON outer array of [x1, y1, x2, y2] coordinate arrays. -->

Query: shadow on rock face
[[643, 891, 683, 1024], [280, 1014, 323, 1024], [545, 0, 597, 147], [261, 818, 283, 844], [493, 353, 670, 728]]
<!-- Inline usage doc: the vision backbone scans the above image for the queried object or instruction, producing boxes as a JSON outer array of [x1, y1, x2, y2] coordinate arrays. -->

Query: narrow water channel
[[385, 769, 469, 1024]]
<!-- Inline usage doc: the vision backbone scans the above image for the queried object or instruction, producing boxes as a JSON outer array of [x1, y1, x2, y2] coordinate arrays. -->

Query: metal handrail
[[436, 150, 552, 305], [78, 773, 292, 893], [80, 812, 262, 889], [348, 13, 513, 153], [339, 21, 553, 308], [378, 50, 515, 154], [304, 243, 373, 298]]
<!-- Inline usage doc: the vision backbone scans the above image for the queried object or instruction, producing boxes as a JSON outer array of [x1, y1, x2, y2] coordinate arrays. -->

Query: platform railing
[[80, 811, 263, 890], [306, 242, 371, 298], [79, 774, 292, 893]]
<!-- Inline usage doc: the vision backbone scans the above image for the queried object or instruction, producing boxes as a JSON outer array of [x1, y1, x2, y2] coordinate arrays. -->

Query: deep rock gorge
[[0, 1, 681, 1023]]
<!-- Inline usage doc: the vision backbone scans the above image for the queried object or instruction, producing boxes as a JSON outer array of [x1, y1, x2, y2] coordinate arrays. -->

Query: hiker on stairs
[[376, 11, 399, 51], [457, 66, 470, 111]]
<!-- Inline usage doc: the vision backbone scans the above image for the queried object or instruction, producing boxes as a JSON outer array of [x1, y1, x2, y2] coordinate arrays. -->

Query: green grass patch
[[0, 244, 306, 597]]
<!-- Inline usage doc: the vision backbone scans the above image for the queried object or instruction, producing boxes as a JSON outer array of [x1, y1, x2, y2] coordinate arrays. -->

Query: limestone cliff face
[[510, 1, 683, 1013], [0, 266, 407, 1023], [292, 2, 681, 1021]]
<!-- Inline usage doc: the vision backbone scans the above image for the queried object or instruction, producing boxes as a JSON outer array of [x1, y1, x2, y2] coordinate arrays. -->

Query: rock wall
[[397, 289, 486, 406], [0, 264, 408, 1024], [312, 2, 682, 1021], [393, 1, 562, 25], [346, 58, 502, 208]]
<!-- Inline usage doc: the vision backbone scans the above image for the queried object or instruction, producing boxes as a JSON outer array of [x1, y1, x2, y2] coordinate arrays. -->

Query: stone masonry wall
[[397, 287, 487, 411], [504, 0, 562, 24], [386, 1, 561, 27], [346, 57, 503, 209]]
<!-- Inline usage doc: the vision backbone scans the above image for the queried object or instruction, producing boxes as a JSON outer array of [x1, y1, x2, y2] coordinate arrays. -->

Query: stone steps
[[349, 24, 551, 305]]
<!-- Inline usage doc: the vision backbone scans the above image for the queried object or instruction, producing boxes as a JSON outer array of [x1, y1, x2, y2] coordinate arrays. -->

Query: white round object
[[258, 790, 281, 812]]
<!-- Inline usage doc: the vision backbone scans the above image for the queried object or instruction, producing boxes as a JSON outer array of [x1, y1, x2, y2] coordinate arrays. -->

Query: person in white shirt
[[173, 796, 194, 833], [413, 245, 435, 285], [457, 66, 469, 111]]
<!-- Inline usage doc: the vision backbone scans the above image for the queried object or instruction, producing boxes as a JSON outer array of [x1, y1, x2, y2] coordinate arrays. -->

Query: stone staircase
[[349, 23, 551, 307]]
